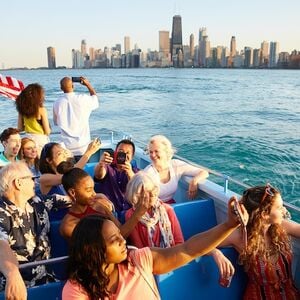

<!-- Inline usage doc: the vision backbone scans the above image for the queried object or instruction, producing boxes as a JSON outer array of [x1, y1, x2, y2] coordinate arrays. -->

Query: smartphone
[[106, 149, 114, 158], [72, 77, 81, 83], [116, 151, 126, 164], [233, 199, 246, 226]]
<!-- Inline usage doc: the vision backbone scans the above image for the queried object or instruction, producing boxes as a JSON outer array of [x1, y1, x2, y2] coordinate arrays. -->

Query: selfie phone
[[116, 151, 126, 164], [72, 77, 82, 83], [233, 198, 247, 248]]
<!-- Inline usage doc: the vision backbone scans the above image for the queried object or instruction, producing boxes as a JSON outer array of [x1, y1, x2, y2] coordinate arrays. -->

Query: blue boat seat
[[156, 247, 247, 300], [49, 220, 68, 280], [84, 162, 96, 177], [172, 199, 217, 240], [0, 281, 65, 300]]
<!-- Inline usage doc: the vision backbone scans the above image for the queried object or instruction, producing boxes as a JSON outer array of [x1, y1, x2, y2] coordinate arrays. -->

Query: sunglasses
[[261, 183, 274, 203]]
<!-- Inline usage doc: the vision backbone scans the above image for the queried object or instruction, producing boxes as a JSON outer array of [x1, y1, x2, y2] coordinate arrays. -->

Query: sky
[[2, 0, 300, 68]]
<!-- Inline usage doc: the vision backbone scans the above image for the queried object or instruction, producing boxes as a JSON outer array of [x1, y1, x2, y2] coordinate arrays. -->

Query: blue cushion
[[156, 247, 247, 300], [0, 281, 65, 300], [49, 220, 68, 280], [172, 199, 217, 240]]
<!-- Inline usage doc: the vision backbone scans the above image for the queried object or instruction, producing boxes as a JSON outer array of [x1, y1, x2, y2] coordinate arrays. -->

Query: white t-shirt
[[53, 92, 99, 155], [144, 159, 201, 202]]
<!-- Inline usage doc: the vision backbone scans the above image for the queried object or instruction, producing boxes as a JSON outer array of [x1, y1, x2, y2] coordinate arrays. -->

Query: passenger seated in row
[[125, 172, 184, 248], [144, 135, 209, 204], [0, 162, 72, 299], [0, 128, 21, 168], [39, 139, 100, 195], [62, 200, 248, 299], [59, 168, 149, 241], [94, 139, 138, 214], [18, 137, 41, 194], [219, 184, 300, 299]]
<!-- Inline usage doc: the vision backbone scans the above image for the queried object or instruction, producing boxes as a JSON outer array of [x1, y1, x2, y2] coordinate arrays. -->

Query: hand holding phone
[[233, 198, 247, 248]]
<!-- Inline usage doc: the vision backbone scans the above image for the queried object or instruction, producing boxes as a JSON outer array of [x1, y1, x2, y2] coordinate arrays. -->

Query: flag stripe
[[0, 74, 25, 100]]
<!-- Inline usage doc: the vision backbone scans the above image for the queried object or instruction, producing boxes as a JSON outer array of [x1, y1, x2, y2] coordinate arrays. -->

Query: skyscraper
[[269, 42, 279, 68], [47, 47, 56, 69], [124, 36, 130, 54], [171, 15, 183, 60], [190, 34, 195, 61], [159, 31, 170, 56], [230, 36, 237, 57], [81, 40, 87, 57]]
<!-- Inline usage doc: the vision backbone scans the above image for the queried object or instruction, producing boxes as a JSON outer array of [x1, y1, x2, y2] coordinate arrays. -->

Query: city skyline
[[2, 0, 300, 68]]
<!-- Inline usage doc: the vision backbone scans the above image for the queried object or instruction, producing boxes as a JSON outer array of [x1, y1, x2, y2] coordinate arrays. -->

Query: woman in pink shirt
[[125, 172, 184, 248], [62, 199, 248, 299]]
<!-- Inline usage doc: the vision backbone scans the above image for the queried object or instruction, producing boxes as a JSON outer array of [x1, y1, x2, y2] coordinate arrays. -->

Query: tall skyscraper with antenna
[[171, 15, 183, 62]]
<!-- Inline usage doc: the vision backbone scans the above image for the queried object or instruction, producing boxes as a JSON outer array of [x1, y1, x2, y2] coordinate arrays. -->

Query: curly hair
[[68, 215, 111, 299], [15, 83, 44, 117], [239, 185, 291, 271]]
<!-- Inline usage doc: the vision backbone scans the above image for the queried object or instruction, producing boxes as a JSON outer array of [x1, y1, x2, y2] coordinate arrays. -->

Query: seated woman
[[60, 168, 149, 241], [18, 137, 41, 194], [219, 184, 300, 299], [39, 139, 100, 195], [62, 199, 248, 299], [144, 135, 209, 204], [125, 171, 184, 248]]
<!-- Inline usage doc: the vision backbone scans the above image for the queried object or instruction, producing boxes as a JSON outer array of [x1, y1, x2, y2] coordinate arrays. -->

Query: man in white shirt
[[53, 77, 99, 157]]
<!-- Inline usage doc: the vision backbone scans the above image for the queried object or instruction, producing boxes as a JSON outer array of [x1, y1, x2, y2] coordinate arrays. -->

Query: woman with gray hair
[[144, 135, 209, 204], [125, 171, 184, 248]]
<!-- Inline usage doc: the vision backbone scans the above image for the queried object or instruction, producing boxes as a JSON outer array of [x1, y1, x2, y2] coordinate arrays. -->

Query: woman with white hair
[[125, 172, 184, 248], [144, 135, 209, 204]]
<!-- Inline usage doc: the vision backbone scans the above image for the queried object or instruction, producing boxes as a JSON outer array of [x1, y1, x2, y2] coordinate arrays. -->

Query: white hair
[[0, 162, 31, 196], [148, 135, 176, 161], [125, 171, 160, 207]]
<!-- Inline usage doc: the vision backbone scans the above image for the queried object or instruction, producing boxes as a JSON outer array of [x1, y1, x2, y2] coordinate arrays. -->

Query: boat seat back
[[156, 247, 247, 300], [49, 220, 68, 280], [0, 281, 65, 300], [172, 199, 217, 240]]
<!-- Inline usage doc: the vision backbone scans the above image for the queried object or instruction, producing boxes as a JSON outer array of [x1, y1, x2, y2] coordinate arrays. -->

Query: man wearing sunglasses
[[0, 162, 71, 300]]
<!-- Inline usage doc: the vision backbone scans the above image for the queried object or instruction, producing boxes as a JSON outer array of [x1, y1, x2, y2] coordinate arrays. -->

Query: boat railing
[[18, 256, 68, 270]]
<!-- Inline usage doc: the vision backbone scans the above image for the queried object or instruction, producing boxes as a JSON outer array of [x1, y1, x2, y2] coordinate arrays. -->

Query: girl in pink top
[[125, 172, 184, 248], [62, 199, 248, 299]]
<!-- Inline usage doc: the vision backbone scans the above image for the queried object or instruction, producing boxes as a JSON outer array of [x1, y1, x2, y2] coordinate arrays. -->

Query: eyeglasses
[[261, 183, 274, 203], [19, 175, 39, 181]]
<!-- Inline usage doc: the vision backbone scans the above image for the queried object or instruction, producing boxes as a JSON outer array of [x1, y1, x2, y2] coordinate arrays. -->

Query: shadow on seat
[[172, 199, 217, 240], [49, 220, 69, 280]]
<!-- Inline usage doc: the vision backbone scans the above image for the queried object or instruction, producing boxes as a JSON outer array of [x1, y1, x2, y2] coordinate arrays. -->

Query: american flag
[[0, 74, 25, 100]]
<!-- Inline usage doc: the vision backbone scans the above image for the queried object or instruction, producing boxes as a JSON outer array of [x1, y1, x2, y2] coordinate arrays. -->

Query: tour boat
[[0, 130, 299, 300]]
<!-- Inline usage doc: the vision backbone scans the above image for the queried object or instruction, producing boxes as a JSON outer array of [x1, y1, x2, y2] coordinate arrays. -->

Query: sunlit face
[[268, 194, 285, 225], [148, 140, 168, 166], [71, 176, 96, 206], [22, 140, 38, 160], [48, 145, 70, 168], [116, 143, 134, 163], [135, 183, 159, 208], [3, 134, 21, 157], [17, 171, 35, 199], [102, 220, 127, 264]]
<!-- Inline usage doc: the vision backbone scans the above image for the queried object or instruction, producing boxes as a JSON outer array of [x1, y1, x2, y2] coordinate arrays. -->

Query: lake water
[[1, 68, 299, 206]]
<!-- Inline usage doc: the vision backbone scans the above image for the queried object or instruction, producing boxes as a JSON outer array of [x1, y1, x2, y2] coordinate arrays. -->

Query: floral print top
[[0, 194, 71, 290]]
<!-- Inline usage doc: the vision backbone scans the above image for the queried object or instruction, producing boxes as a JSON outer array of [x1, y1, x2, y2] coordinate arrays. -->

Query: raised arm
[[94, 151, 113, 180], [0, 240, 27, 300], [74, 138, 101, 169], [282, 219, 300, 238], [81, 77, 96, 96], [151, 197, 248, 274], [39, 173, 63, 195]]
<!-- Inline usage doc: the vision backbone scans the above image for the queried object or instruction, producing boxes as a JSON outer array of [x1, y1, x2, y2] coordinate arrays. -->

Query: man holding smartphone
[[94, 139, 138, 214], [53, 76, 98, 159]]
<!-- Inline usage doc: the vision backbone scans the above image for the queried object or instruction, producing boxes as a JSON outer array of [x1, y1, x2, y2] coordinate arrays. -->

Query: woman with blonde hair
[[144, 135, 209, 203]]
